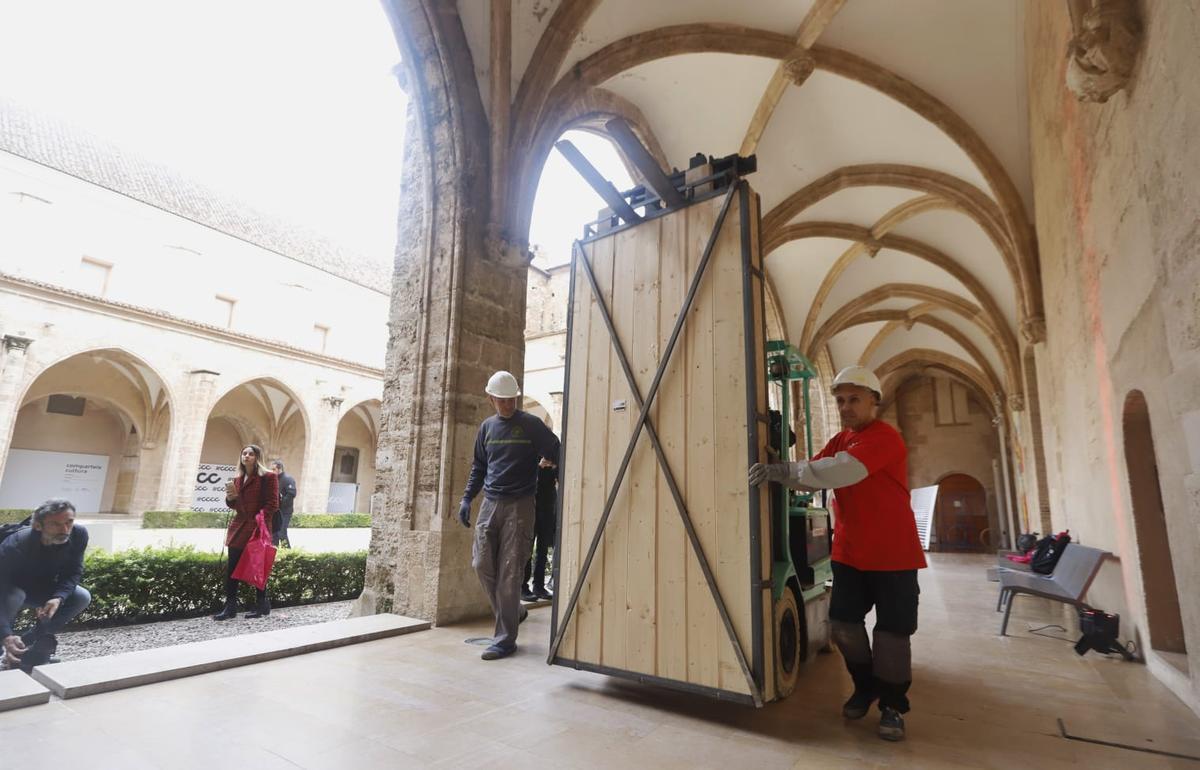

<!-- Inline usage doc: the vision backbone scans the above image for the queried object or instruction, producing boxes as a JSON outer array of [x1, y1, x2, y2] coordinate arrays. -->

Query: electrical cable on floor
[[1026, 623, 1073, 642]]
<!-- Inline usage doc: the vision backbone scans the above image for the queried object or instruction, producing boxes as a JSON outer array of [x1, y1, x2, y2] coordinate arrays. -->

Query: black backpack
[[0, 516, 31, 545], [1030, 531, 1071, 574]]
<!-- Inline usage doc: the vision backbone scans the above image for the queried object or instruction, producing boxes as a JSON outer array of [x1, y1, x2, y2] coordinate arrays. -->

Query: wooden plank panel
[[712, 194, 752, 694], [559, 183, 770, 700], [655, 206, 689, 682], [625, 216, 661, 674], [600, 228, 636, 670], [557, 251, 592, 659], [684, 196, 719, 688], [575, 238, 614, 665]]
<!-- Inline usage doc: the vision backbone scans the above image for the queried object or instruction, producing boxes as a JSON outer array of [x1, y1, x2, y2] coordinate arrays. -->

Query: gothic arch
[[508, 22, 1041, 327]]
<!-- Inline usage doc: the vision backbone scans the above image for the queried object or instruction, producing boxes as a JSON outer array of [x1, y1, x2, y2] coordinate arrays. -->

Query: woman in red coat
[[213, 444, 279, 620]]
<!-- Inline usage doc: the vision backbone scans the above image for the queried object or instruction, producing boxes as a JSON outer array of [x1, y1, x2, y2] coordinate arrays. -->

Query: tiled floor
[[1, 554, 1196, 769]]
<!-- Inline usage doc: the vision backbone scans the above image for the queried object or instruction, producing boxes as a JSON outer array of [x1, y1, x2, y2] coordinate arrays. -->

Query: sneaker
[[842, 690, 875, 720], [481, 644, 516, 661], [878, 706, 905, 741], [533, 586, 553, 600], [521, 587, 537, 602]]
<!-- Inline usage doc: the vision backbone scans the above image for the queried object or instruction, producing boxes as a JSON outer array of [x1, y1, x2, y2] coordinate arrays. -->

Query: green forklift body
[[765, 341, 833, 603]]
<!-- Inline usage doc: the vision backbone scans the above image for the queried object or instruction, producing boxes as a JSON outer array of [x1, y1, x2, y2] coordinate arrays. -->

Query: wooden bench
[[997, 544, 1109, 636]]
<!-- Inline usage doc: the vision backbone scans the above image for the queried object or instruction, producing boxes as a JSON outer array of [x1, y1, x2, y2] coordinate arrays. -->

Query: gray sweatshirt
[[463, 410, 561, 502]]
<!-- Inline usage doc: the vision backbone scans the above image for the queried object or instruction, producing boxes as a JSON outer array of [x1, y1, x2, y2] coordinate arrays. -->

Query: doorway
[[1122, 390, 1187, 657], [934, 473, 990, 553]]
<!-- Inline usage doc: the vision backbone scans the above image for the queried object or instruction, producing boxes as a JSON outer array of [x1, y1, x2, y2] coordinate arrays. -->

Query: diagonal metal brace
[[548, 184, 762, 704]]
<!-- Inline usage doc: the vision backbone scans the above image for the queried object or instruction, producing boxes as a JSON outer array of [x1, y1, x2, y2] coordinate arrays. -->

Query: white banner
[[192, 463, 237, 513], [0, 449, 109, 513], [910, 484, 939, 551], [327, 482, 358, 513]]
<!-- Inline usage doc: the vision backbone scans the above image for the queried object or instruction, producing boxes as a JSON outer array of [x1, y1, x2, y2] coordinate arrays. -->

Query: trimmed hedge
[[142, 510, 231, 528], [54, 546, 368, 628], [1, 509, 32, 524], [142, 511, 370, 529], [292, 513, 371, 529]]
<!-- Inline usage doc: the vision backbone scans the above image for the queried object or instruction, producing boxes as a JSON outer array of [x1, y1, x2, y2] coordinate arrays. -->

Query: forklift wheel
[[773, 590, 802, 698]]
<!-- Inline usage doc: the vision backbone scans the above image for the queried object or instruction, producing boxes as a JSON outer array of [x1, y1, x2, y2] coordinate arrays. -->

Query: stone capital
[[1066, 0, 1141, 103], [324, 395, 345, 411], [1008, 393, 1026, 412], [2, 334, 33, 353], [1020, 315, 1047, 344]]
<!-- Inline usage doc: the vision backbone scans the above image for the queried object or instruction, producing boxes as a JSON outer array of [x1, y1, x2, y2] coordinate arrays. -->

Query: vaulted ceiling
[[460, 0, 1043, 411]]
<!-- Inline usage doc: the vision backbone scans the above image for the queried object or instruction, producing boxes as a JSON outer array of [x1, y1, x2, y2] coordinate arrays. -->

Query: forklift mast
[[765, 341, 833, 605]]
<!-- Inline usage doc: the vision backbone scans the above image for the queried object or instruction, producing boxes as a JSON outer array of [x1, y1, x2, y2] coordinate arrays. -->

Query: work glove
[[458, 500, 472, 528], [748, 463, 789, 486]]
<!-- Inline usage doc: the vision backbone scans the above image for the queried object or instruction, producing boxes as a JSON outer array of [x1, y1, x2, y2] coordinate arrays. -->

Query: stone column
[[297, 396, 343, 514], [129, 440, 167, 516], [356, 106, 527, 623], [0, 335, 34, 485], [157, 369, 220, 511], [993, 396, 1019, 550], [356, 2, 507, 624]]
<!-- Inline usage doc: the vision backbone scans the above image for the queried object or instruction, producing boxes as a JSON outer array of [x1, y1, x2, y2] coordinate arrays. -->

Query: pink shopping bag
[[231, 510, 278, 590]]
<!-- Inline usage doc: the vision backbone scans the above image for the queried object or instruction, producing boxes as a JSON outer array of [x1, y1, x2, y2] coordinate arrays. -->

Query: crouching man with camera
[[0, 499, 91, 672]]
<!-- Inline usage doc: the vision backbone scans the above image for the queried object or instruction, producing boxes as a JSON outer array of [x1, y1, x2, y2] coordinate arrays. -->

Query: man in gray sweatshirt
[[459, 371, 560, 660]]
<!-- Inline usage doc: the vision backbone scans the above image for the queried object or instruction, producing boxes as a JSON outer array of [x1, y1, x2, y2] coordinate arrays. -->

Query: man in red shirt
[[750, 365, 925, 741]]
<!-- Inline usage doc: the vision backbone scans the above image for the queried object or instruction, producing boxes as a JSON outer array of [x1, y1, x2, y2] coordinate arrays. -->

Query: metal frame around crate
[[548, 180, 765, 707]]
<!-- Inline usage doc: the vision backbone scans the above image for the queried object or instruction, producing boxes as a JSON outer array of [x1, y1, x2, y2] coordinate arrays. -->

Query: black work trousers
[[829, 560, 920, 713], [523, 506, 556, 589]]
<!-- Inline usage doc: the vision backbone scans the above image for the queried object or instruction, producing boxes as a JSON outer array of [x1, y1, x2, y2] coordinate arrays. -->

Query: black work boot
[[245, 593, 271, 619], [212, 602, 238, 621], [521, 585, 537, 602], [841, 661, 877, 719], [878, 707, 905, 741], [533, 585, 553, 600], [875, 679, 912, 741]]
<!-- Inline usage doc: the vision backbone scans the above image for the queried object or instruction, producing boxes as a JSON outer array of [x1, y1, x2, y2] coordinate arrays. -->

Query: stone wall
[[523, 262, 571, 432], [9, 398, 126, 512], [1025, 0, 1200, 711], [893, 376, 1002, 547]]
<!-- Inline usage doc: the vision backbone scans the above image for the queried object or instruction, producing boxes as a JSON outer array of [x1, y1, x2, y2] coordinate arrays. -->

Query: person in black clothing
[[270, 459, 297, 548], [0, 499, 91, 671], [522, 458, 558, 602]]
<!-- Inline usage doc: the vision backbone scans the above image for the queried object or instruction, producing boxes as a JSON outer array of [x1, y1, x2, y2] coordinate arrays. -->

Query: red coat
[[225, 471, 279, 548]]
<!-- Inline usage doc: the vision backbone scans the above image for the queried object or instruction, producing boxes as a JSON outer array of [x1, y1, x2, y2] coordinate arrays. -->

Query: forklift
[[764, 340, 833, 697]]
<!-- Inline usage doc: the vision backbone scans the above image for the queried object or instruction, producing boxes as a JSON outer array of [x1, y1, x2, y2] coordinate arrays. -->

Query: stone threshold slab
[[0, 668, 52, 711], [31, 613, 429, 699]]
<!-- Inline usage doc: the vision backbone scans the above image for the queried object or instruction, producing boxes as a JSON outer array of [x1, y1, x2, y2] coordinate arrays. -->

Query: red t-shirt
[[813, 420, 927, 571]]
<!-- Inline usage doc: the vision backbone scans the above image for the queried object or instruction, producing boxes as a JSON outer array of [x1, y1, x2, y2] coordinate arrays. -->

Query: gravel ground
[[52, 601, 354, 661]]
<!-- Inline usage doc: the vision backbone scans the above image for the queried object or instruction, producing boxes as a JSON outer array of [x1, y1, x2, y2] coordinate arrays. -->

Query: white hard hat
[[831, 365, 881, 398], [485, 370, 521, 398]]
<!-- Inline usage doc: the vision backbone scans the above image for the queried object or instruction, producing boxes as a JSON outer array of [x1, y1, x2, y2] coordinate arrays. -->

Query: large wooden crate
[[550, 180, 776, 705]]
